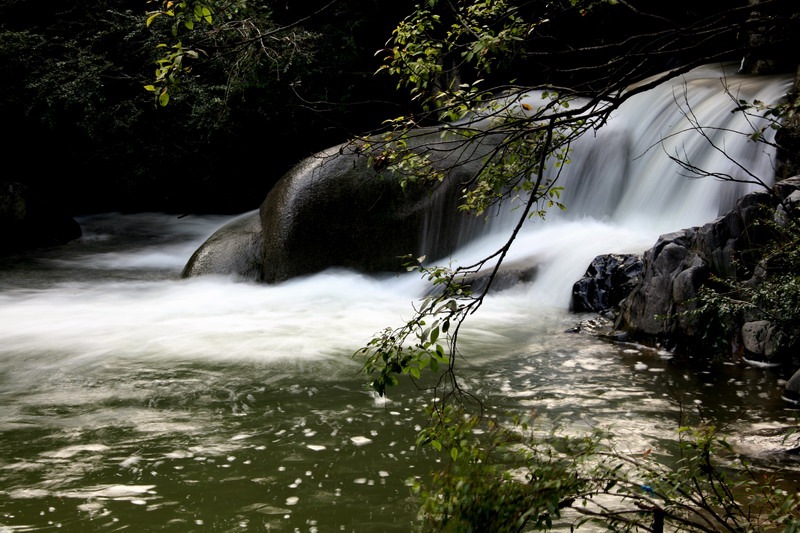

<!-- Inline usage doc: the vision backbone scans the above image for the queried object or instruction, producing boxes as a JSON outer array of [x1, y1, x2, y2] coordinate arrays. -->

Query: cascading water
[[436, 63, 793, 307], [0, 64, 796, 532]]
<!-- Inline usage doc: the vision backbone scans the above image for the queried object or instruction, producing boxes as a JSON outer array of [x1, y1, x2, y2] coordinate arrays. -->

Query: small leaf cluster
[[356, 256, 470, 398], [143, 0, 318, 109], [733, 91, 800, 144], [457, 100, 573, 217], [569, 0, 619, 17], [144, 0, 216, 106], [377, 0, 536, 106], [377, 7, 444, 100], [359, 132, 447, 193]]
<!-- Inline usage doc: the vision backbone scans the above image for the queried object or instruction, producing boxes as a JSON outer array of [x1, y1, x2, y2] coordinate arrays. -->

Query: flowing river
[[1, 65, 799, 531]]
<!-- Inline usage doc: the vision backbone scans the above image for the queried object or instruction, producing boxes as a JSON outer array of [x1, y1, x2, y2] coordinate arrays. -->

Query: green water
[[1, 213, 798, 532]]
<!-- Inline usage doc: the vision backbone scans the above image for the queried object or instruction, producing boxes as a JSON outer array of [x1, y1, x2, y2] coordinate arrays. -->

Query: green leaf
[[450, 447, 459, 461], [435, 344, 445, 360]]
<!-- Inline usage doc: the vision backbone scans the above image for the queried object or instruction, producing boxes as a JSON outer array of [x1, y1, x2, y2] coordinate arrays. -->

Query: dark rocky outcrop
[[570, 253, 644, 314], [615, 177, 800, 363], [0, 181, 81, 254]]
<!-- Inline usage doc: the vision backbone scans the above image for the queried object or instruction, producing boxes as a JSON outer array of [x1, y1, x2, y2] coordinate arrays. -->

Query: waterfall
[[430, 63, 793, 307]]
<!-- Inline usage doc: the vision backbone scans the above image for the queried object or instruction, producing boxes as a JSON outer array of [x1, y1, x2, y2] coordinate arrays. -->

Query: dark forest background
[[1, 0, 797, 216]]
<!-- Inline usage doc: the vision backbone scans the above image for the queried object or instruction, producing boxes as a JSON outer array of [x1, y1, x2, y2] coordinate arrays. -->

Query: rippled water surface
[[1, 213, 798, 532]]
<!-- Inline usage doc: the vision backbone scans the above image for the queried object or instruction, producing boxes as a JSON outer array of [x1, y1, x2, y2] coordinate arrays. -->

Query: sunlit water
[[2, 66, 800, 532]]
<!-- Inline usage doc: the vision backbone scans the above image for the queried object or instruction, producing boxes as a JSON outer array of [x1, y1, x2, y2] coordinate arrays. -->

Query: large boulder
[[183, 126, 504, 283], [256, 134, 495, 283], [784, 367, 800, 404]]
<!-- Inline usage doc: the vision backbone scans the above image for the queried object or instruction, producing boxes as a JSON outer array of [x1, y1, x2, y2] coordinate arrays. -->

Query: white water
[[435, 63, 793, 307], [0, 65, 792, 371]]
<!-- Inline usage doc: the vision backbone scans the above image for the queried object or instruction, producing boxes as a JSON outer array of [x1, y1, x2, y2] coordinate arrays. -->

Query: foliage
[[410, 406, 594, 532], [0, 0, 416, 212], [357, 256, 457, 398], [410, 406, 800, 532], [143, 0, 321, 108], [356, 112, 569, 405], [686, 200, 800, 361]]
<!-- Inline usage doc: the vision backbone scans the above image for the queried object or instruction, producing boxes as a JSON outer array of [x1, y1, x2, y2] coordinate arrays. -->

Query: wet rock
[[566, 315, 616, 336], [462, 263, 538, 294], [733, 425, 800, 462], [570, 253, 643, 313], [256, 132, 497, 283], [615, 179, 800, 355], [741, 320, 780, 362], [182, 211, 263, 280], [183, 119, 517, 284], [784, 368, 800, 404]]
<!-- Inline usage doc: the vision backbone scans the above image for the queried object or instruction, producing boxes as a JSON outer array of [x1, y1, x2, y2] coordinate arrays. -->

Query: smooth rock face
[[181, 211, 263, 280], [256, 132, 496, 283], [741, 320, 779, 360], [785, 367, 800, 404], [182, 126, 504, 283], [257, 145, 422, 283]]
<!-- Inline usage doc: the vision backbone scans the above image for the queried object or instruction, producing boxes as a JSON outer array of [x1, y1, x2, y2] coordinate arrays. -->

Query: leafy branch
[[410, 405, 800, 532], [353, 33, 752, 420], [143, 0, 335, 107]]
